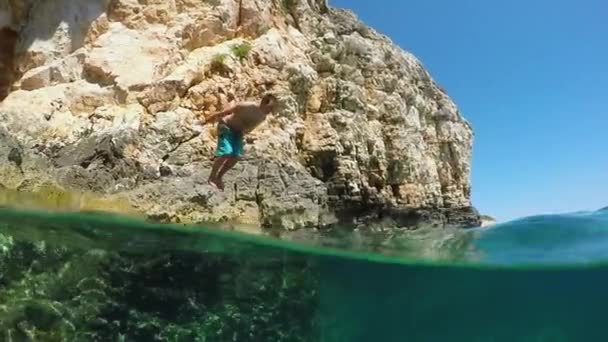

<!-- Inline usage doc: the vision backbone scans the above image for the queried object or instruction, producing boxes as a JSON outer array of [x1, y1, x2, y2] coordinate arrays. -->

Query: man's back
[[224, 102, 267, 133]]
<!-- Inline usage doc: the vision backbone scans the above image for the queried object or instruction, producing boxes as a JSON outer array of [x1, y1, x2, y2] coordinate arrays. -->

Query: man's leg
[[208, 156, 228, 190], [209, 124, 233, 190], [216, 156, 239, 181]]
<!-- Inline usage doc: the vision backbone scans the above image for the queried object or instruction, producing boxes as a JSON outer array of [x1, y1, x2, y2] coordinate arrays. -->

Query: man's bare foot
[[207, 177, 224, 191]]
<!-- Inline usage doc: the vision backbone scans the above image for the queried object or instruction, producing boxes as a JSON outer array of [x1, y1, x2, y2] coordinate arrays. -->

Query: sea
[[0, 204, 607, 341]]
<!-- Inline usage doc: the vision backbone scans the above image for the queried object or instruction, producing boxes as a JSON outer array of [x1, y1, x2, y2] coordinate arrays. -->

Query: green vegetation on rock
[[282, 0, 297, 11], [209, 53, 230, 75], [231, 42, 252, 61], [211, 52, 227, 66]]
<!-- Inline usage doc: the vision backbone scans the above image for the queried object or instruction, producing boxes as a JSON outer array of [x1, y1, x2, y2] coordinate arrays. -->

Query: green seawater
[[0, 207, 607, 341]]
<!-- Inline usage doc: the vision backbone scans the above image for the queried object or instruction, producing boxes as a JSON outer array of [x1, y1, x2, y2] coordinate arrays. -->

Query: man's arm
[[202, 104, 237, 125]]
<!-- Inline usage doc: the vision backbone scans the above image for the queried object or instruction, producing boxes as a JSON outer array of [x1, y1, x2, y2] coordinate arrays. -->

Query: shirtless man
[[202, 93, 276, 190]]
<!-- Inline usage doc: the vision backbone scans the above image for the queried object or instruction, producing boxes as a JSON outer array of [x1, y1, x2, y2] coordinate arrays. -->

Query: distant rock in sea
[[480, 214, 497, 227]]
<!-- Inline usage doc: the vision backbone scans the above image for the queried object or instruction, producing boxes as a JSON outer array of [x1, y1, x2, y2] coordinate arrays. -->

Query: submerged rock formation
[[0, 230, 319, 341], [0, 0, 480, 231]]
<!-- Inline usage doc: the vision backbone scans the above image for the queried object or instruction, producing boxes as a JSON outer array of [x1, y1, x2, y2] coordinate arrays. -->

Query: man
[[202, 93, 276, 190]]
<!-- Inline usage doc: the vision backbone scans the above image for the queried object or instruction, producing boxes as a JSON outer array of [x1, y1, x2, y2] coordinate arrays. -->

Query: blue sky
[[329, 0, 607, 222]]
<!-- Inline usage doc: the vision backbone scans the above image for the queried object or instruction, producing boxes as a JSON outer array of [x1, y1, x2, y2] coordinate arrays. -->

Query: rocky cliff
[[0, 0, 480, 232]]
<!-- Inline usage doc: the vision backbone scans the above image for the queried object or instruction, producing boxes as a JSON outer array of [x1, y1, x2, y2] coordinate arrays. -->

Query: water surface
[[0, 207, 607, 341]]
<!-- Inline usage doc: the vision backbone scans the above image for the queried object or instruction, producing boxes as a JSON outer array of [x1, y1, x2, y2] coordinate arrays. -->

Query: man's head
[[259, 93, 277, 114]]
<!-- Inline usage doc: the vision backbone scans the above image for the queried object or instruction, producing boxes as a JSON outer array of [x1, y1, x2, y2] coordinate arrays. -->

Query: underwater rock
[[0, 235, 319, 341]]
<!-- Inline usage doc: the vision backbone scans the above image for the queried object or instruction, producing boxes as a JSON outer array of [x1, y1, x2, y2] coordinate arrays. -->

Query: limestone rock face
[[0, 0, 481, 231]]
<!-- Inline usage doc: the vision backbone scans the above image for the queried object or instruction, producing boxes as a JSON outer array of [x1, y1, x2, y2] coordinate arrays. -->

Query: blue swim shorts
[[215, 122, 243, 158]]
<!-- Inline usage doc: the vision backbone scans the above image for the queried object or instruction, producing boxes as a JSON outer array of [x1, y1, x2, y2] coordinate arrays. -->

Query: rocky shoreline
[[0, 0, 480, 232]]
